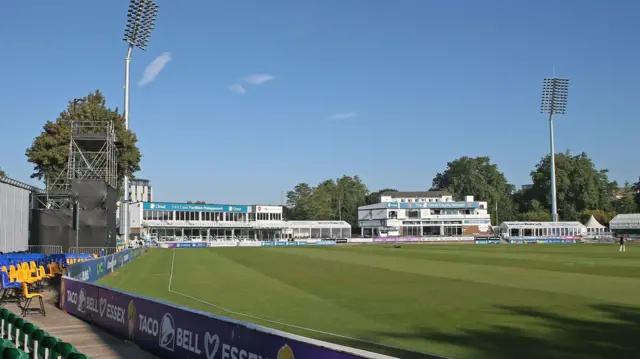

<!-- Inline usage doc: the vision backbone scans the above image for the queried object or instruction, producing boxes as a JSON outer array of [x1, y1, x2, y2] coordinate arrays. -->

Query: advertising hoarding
[[60, 278, 372, 359]]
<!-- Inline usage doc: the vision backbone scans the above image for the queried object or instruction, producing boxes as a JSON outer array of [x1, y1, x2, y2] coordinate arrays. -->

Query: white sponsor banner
[[238, 241, 262, 247], [208, 241, 238, 247], [421, 237, 474, 242], [348, 238, 374, 243]]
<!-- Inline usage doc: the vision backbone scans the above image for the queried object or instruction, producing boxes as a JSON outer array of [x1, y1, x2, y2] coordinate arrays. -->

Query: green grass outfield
[[99, 244, 640, 359]]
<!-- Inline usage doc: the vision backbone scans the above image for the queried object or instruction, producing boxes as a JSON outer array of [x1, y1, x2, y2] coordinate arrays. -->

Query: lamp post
[[72, 98, 85, 250], [121, 0, 159, 245], [540, 78, 569, 222]]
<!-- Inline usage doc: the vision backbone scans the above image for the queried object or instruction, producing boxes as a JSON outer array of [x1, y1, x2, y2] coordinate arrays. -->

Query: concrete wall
[[0, 178, 34, 252]]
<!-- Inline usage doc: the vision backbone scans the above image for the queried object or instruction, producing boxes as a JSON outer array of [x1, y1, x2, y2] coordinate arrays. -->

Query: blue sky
[[0, 0, 638, 205]]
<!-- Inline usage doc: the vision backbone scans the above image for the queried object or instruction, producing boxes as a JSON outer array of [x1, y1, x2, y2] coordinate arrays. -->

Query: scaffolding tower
[[67, 121, 118, 189], [34, 121, 118, 209]]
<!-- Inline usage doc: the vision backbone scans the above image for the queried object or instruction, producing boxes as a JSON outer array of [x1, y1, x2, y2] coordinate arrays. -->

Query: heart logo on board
[[204, 332, 220, 359], [99, 298, 107, 317]]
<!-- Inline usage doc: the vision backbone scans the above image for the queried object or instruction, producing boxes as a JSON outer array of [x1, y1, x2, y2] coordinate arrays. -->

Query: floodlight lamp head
[[540, 77, 569, 115], [123, 0, 159, 50]]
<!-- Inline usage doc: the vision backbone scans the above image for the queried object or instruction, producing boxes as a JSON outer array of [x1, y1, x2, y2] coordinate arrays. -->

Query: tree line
[[286, 155, 640, 228]]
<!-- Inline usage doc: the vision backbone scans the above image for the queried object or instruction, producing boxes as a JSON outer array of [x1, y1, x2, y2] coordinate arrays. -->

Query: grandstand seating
[[0, 251, 96, 358], [0, 252, 94, 317]]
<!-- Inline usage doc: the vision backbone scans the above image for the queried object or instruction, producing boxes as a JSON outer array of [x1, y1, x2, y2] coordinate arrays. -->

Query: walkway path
[[4, 292, 156, 359]]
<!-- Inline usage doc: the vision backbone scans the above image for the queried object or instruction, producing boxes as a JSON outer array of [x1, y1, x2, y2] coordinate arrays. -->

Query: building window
[[389, 210, 398, 219], [407, 210, 420, 219]]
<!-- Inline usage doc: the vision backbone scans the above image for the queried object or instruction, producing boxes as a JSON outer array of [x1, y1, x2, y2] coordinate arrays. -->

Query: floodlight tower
[[540, 78, 569, 222], [122, 0, 159, 244]]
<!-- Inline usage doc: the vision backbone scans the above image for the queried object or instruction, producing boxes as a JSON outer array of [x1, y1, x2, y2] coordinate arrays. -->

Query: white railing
[[142, 220, 288, 228]]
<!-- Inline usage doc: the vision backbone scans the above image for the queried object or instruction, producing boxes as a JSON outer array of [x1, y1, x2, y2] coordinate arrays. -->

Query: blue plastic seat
[[0, 272, 22, 306]]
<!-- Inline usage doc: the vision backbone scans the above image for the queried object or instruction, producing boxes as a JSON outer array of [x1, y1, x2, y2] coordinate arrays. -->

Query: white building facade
[[129, 178, 153, 203], [498, 221, 586, 243], [127, 202, 351, 242], [358, 191, 492, 238]]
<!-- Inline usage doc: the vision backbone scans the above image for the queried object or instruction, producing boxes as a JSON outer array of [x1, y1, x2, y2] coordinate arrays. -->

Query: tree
[[334, 175, 368, 226], [0, 168, 5, 177], [516, 210, 552, 222], [528, 151, 617, 219], [286, 183, 314, 220], [285, 175, 368, 227], [431, 156, 517, 224], [365, 188, 397, 205], [613, 183, 638, 214], [25, 90, 141, 192], [580, 209, 616, 227]]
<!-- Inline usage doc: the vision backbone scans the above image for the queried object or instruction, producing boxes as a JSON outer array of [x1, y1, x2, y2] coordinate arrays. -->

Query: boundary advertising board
[[372, 237, 474, 243], [508, 238, 578, 244], [66, 247, 146, 282], [60, 278, 391, 359], [475, 239, 501, 244], [158, 241, 338, 248]]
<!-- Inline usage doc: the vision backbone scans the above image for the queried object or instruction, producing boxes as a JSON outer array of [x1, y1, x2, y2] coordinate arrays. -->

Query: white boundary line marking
[[168, 248, 176, 291], [168, 249, 451, 359]]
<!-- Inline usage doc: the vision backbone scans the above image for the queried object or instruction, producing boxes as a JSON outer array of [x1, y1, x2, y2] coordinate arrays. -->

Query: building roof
[[584, 215, 606, 229], [380, 191, 450, 198], [286, 221, 351, 228], [500, 221, 586, 229], [610, 213, 640, 230], [0, 176, 44, 193]]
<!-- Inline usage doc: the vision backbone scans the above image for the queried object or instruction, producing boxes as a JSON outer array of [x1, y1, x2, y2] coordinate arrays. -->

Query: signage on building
[[143, 202, 248, 213], [464, 219, 491, 224], [386, 202, 480, 209], [255, 206, 282, 213]]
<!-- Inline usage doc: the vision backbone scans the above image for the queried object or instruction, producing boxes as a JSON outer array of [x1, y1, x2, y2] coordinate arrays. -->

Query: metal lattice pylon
[[67, 121, 118, 189]]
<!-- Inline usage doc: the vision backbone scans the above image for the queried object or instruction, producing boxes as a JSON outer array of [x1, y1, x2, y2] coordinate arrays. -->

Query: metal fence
[[69, 246, 118, 256], [27, 245, 63, 255]]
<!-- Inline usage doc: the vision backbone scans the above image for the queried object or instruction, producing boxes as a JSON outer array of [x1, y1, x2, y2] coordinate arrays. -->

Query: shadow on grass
[[367, 304, 640, 359]]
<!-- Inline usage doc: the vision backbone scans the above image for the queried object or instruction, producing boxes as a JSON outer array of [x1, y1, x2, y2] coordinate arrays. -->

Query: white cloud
[[242, 74, 275, 85], [228, 84, 247, 95], [138, 52, 172, 87], [329, 111, 358, 120]]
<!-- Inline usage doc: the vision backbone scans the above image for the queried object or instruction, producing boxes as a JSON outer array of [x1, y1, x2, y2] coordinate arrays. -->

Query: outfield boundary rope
[[167, 249, 451, 359]]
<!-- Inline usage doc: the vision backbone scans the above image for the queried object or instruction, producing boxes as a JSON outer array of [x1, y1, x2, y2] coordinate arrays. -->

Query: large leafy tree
[[528, 151, 617, 220], [286, 183, 314, 220], [613, 182, 639, 214], [431, 156, 517, 224], [286, 175, 368, 227], [334, 175, 368, 225], [25, 90, 141, 192]]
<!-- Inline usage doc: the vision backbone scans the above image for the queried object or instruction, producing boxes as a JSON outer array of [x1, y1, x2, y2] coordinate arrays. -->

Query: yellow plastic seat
[[18, 266, 38, 285], [8, 267, 19, 283], [38, 266, 52, 280], [20, 283, 45, 317]]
